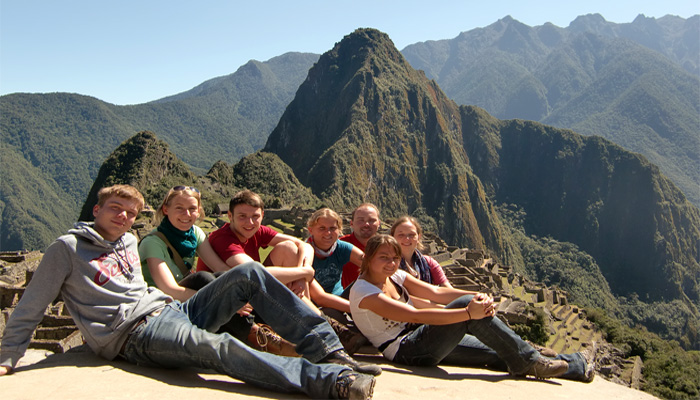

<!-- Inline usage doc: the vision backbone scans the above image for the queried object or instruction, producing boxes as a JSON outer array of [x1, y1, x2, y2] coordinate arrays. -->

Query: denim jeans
[[392, 295, 588, 380], [179, 270, 257, 341], [122, 262, 348, 399]]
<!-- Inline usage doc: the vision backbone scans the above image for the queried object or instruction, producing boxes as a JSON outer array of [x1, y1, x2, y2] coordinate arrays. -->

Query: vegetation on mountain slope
[[264, 28, 518, 265], [0, 53, 317, 251], [0, 144, 76, 250], [263, 28, 700, 350], [402, 14, 700, 206], [587, 308, 700, 400]]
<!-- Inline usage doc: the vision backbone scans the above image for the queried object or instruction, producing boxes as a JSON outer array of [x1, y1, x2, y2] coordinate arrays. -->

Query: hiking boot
[[247, 323, 299, 357], [526, 340, 558, 357], [335, 370, 375, 400], [322, 349, 382, 376], [519, 357, 568, 379], [324, 314, 368, 355], [580, 341, 597, 383]]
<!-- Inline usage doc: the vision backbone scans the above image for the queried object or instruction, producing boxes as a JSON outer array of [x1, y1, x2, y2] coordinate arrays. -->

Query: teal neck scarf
[[157, 217, 198, 264]]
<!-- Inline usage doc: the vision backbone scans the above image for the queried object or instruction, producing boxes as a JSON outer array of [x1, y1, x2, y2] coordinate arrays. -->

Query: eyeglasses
[[173, 185, 200, 194]]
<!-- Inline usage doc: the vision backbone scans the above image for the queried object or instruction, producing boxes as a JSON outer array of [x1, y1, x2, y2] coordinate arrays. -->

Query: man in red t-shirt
[[197, 190, 316, 302], [339, 203, 381, 288]]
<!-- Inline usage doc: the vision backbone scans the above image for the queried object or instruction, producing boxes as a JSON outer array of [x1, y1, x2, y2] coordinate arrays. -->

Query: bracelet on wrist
[[466, 308, 472, 320]]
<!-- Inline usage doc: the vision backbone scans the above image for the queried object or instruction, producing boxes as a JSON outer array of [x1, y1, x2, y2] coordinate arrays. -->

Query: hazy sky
[[1, 1, 698, 105]]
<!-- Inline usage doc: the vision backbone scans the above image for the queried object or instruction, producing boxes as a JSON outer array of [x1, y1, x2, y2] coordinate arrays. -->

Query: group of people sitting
[[0, 184, 595, 400]]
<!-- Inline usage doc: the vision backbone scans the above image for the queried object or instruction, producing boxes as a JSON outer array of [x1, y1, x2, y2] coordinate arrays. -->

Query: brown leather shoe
[[522, 357, 569, 379], [323, 314, 368, 355], [247, 323, 299, 357]]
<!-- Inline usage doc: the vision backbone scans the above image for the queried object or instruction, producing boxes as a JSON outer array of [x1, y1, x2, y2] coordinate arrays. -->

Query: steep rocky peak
[[263, 28, 508, 258], [78, 131, 194, 220], [264, 27, 457, 174]]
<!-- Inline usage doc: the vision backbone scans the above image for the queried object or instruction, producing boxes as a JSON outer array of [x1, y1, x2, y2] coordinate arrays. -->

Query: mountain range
[[60, 25, 700, 353], [402, 13, 700, 206], [1, 13, 699, 350], [2, 13, 697, 253]]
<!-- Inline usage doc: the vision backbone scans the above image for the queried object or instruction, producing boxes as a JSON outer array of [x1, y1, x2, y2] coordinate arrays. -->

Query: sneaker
[[324, 314, 368, 355], [520, 357, 568, 379], [580, 341, 597, 383], [335, 370, 375, 400], [247, 323, 299, 357], [322, 349, 382, 376], [526, 340, 558, 357]]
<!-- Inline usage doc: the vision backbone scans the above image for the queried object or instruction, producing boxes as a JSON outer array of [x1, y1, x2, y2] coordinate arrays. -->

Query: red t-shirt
[[339, 233, 364, 288], [197, 223, 277, 272]]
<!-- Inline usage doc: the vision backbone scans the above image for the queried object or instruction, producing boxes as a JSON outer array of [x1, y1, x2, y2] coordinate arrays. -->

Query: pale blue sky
[[1, 0, 698, 105]]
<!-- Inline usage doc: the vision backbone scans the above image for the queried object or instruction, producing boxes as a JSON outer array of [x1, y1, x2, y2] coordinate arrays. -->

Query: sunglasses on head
[[173, 185, 200, 194]]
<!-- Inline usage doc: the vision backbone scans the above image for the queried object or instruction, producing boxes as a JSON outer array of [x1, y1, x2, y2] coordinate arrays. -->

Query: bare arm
[[358, 291, 493, 325], [196, 239, 231, 273], [349, 245, 364, 267], [145, 258, 197, 302], [440, 280, 454, 289], [309, 280, 351, 312], [224, 253, 314, 284], [409, 294, 445, 309], [265, 266, 315, 284], [425, 255, 453, 288], [402, 273, 477, 304]]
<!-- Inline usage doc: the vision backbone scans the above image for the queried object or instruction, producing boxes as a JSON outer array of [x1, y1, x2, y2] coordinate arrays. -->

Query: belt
[[119, 307, 164, 356]]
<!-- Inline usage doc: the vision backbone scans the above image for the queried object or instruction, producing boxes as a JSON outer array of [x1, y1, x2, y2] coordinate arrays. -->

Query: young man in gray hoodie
[[0, 184, 378, 399]]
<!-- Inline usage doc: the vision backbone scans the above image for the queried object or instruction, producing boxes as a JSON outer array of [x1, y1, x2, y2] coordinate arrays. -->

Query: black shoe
[[322, 350, 382, 376], [335, 370, 375, 400]]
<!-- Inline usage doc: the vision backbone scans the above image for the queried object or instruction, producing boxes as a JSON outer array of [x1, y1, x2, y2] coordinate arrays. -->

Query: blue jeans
[[122, 262, 348, 399], [393, 295, 588, 380]]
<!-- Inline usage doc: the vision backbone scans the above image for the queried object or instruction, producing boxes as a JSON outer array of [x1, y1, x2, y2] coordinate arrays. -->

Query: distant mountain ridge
[[402, 14, 700, 206]]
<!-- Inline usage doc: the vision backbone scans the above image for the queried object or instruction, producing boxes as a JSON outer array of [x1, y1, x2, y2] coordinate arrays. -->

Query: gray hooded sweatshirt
[[1, 222, 171, 369]]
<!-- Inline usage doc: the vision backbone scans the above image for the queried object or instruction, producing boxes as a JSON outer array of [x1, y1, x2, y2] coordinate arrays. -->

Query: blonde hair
[[97, 184, 145, 212], [155, 186, 204, 224], [360, 234, 402, 274], [307, 207, 343, 231], [390, 216, 424, 251]]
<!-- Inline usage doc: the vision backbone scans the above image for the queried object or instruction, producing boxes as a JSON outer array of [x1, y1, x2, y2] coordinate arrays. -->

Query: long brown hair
[[360, 234, 402, 274], [390, 216, 424, 251]]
